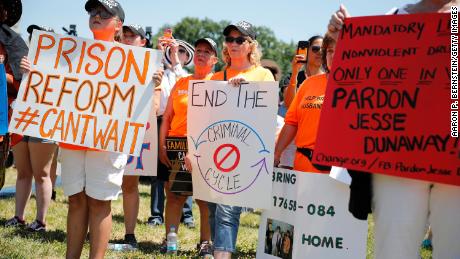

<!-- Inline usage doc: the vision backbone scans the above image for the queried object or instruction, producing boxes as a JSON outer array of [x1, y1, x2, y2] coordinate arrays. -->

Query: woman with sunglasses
[[283, 35, 324, 109], [63, 1, 127, 258], [328, 2, 460, 259], [208, 21, 274, 259], [274, 34, 335, 173]]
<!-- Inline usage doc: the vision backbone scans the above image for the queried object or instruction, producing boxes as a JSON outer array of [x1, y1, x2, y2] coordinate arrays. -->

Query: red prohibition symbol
[[213, 143, 241, 173]]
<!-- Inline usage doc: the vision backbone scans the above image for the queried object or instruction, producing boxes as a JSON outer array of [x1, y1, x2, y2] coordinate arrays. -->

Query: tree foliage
[[151, 17, 295, 75]]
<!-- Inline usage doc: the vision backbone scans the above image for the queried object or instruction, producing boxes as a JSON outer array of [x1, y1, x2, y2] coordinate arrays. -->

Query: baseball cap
[[85, 0, 125, 22], [123, 24, 146, 38], [223, 21, 257, 40], [27, 25, 55, 34], [194, 38, 218, 56]]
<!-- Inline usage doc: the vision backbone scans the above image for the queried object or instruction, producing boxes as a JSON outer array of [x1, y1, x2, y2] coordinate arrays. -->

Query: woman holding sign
[[208, 21, 275, 259], [2, 0, 58, 233], [274, 34, 335, 173], [159, 37, 218, 257], [328, 2, 460, 259]]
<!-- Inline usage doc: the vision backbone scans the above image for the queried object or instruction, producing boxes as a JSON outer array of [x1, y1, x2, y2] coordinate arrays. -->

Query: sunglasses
[[225, 36, 247, 45], [311, 46, 321, 53], [88, 8, 114, 19], [178, 48, 187, 54]]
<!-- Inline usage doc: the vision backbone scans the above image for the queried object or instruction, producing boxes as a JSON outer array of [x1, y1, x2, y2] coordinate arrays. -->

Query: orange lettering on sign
[[64, 112, 81, 143], [22, 70, 43, 102], [80, 114, 95, 145], [41, 74, 60, 106], [76, 41, 87, 74], [74, 80, 94, 111], [119, 120, 130, 152], [93, 118, 113, 148], [57, 77, 78, 106], [129, 122, 144, 154], [105, 46, 126, 80], [124, 50, 150, 85], [109, 83, 135, 118], [34, 34, 55, 65], [54, 37, 77, 73], [103, 120, 119, 151], [39, 108, 57, 138], [91, 81, 111, 114], [85, 43, 105, 76]]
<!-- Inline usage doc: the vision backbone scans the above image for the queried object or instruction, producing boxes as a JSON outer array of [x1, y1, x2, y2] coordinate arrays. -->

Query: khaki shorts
[[60, 149, 127, 201]]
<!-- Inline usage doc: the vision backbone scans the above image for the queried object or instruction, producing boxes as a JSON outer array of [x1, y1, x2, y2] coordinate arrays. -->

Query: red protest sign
[[314, 13, 459, 186]]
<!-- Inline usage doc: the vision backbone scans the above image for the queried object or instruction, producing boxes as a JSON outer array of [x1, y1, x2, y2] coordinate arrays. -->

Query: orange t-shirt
[[168, 74, 213, 137], [211, 66, 275, 81], [284, 74, 327, 173]]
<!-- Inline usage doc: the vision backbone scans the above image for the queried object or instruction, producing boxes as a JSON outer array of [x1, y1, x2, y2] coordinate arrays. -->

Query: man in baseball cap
[[223, 20, 257, 40], [85, 0, 125, 22], [122, 24, 149, 47]]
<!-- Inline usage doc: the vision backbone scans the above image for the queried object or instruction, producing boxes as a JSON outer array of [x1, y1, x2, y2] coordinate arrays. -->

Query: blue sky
[[20, 0, 416, 43]]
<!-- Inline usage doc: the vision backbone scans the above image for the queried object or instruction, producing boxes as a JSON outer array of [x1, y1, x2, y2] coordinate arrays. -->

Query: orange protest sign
[[9, 31, 162, 156], [314, 13, 458, 185]]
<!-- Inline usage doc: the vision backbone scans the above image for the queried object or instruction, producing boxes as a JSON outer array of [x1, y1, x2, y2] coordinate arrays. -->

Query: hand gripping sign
[[187, 80, 278, 208], [9, 31, 162, 156], [314, 13, 459, 185]]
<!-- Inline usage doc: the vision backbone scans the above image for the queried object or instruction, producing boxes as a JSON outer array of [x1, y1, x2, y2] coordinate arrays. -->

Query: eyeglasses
[[178, 48, 187, 54], [88, 8, 114, 19], [225, 36, 247, 45], [311, 46, 321, 53]]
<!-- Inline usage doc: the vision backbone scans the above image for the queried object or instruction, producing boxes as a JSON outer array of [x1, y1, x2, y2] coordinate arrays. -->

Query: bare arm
[[159, 87, 176, 168], [284, 55, 305, 108]]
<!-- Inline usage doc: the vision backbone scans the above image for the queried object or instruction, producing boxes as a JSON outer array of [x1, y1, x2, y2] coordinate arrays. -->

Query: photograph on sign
[[263, 218, 294, 259]]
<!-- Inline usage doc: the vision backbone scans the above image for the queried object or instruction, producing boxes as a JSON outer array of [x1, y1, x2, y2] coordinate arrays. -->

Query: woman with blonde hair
[[208, 21, 275, 259]]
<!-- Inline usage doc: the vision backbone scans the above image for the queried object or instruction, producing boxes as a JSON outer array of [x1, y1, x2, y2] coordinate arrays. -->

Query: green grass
[[0, 168, 432, 258]]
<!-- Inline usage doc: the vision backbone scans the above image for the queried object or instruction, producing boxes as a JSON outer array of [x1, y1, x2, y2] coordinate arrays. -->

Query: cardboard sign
[[188, 80, 278, 208], [125, 108, 158, 176], [256, 168, 368, 259], [8, 31, 162, 156], [0, 64, 7, 135], [314, 13, 459, 185], [167, 137, 192, 195]]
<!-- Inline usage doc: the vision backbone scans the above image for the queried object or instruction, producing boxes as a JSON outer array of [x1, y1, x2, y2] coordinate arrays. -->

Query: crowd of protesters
[[0, 0, 458, 258]]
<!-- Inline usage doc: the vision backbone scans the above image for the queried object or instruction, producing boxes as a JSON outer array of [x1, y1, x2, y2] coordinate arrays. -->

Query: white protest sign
[[125, 105, 157, 176], [256, 168, 368, 259], [9, 31, 162, 156], [187, 80, 278, 208]]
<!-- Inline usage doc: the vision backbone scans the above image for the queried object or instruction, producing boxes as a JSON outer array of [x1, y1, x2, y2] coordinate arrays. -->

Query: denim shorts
[[208, 202, 242, 253], [22, 135, 56, 144]]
